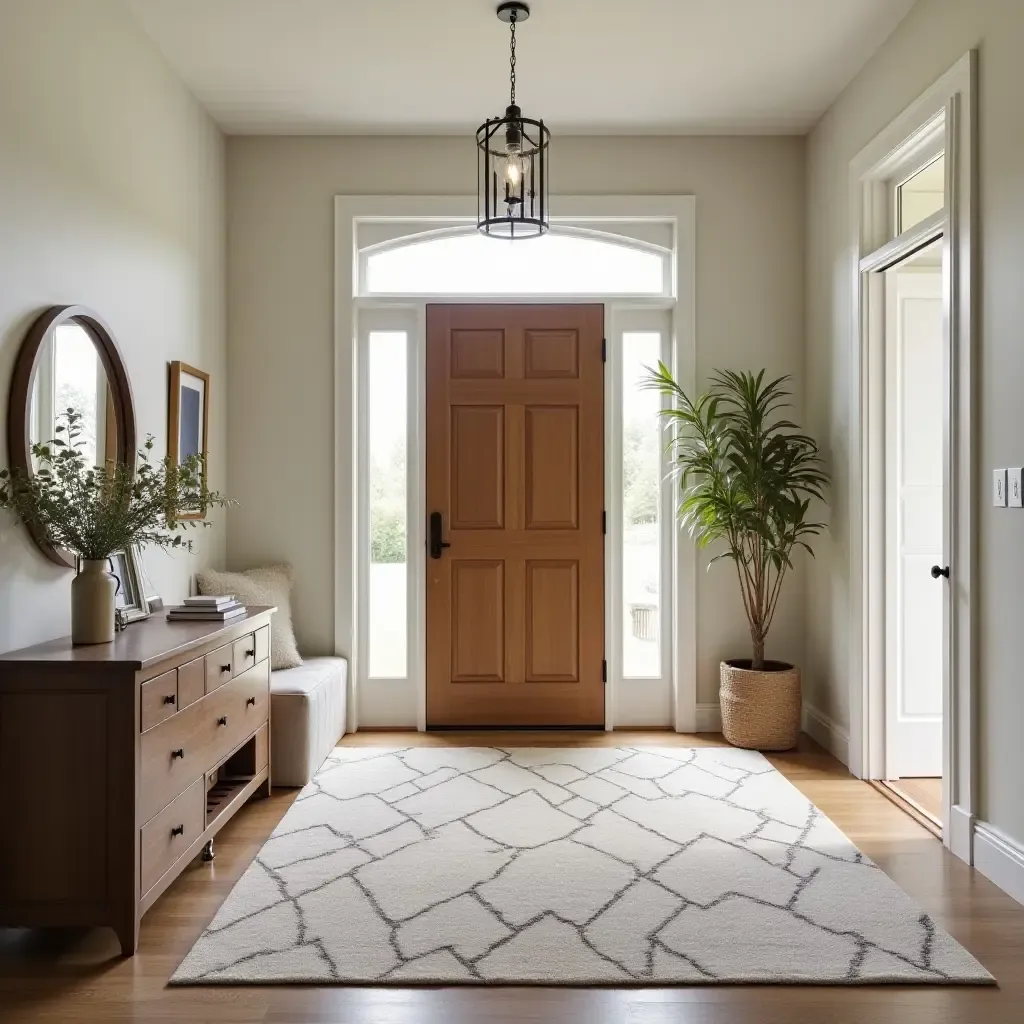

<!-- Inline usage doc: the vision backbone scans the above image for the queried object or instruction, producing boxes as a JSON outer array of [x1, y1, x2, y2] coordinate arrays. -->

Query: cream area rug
[[172, 746, 992, 985]]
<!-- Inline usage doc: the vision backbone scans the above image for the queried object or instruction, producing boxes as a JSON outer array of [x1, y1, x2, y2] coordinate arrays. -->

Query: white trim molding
[[695, 702, 722, 733], [335, 195, 697, 732], [974, 822, 1024, 907], [802, 703, 850, 766], [847, 52, 976, 862], [947, 804, 975, 865]]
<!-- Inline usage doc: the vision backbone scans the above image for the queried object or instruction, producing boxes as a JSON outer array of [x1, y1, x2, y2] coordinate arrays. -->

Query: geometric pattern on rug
[[171, 747, 992, 985]]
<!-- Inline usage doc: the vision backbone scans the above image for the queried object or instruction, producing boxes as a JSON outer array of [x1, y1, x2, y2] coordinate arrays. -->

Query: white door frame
[[334, 195, 697, 733], [848, 52, 976, 861]]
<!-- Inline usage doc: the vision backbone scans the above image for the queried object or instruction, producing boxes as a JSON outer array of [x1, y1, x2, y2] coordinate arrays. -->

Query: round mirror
[[7, 305, 136, 568]]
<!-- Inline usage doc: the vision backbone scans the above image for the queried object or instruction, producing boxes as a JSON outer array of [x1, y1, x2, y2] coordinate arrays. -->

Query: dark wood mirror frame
[[7, 305, 137, 569]]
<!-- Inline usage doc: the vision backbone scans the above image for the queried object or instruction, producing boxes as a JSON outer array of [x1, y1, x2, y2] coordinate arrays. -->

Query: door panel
[[525, 560, 580, 681], [451, 329, 505, 378], [451, 560, 505, 682], [525, 406, 579, 529], [885, 266, 944, 779], [524, 329, 579, 378], [451, 406, 504, 529], [426, 303, 604, 727]]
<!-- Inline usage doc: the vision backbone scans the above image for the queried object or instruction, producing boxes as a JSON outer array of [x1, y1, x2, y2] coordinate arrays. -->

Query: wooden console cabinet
[[0, 606, 275, 955]]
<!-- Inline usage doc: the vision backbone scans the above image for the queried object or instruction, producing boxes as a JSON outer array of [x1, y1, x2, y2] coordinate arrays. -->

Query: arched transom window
[[359, 226, 672, 296]]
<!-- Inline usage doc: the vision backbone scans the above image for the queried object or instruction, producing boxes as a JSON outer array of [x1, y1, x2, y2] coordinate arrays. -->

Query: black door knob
[[217, 716, 228, 726], [930, 565, 950, 579]]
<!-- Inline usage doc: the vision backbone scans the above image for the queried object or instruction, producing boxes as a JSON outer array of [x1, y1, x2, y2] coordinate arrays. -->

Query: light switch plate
[[1010, 469, 1024, 507], [994, 469, 1008, 507]]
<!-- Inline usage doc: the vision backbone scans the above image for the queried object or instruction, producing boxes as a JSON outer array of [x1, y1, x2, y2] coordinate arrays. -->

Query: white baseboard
[[973, 821, 1024, 907], [801, 702, 850, 765], [695, 702, 722, 732], [948, 803, 974, 864], [694, 700, 850, 766]]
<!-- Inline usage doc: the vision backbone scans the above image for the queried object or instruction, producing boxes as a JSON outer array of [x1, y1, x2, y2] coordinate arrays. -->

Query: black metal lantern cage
[[476, 105, 550, 239]]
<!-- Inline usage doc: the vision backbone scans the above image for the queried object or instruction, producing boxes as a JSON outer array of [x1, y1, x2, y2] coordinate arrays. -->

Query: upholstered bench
[[269, 657, 348, 787]]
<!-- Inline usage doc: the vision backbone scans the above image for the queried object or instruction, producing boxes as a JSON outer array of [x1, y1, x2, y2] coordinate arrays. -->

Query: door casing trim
[[336, 195, 697, 733], [848, 52, 976, 861]]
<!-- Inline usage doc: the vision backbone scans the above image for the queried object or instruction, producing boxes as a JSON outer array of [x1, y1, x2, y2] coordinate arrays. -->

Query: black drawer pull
[[217, 716, 228, 726], [245, 648, 255, 659], [163, 694, 176, 705], [170, 824, 184, 837], [220, 664, 231, 673], [246, 696, 256, 707], [171, 748, 184, 759]]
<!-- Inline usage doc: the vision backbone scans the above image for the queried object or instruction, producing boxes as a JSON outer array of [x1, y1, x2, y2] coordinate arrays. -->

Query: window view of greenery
[[368, 332, 407, 678], [54, 325, 101, 466], [623, 333, 662, 677]]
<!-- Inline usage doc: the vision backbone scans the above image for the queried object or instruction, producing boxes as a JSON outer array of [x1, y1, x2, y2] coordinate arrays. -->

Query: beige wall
[[226, 135, 807, 708], [806, 0, 1024, 843], [0, 0, 226, 652]]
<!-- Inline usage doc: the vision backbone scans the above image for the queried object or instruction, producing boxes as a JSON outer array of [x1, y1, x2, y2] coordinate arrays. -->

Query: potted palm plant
[[643, 368, 828, 750], [0, 409, 232, 644]]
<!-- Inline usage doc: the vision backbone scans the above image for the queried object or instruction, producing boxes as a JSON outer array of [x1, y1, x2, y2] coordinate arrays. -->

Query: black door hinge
[[601, 337, 607, 362], [602, 510, 607, 534], [602, 659, 607, 683]]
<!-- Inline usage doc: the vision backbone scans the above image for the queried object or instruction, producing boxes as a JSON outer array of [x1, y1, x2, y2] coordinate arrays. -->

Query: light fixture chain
[[509, 10, 517, 106]]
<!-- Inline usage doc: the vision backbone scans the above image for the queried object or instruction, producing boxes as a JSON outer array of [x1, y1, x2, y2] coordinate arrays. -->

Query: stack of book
[[166, 595, 247, 622]]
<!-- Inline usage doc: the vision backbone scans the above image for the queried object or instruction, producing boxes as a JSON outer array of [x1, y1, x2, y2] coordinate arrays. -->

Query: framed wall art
[[168, 361, 210, 520]]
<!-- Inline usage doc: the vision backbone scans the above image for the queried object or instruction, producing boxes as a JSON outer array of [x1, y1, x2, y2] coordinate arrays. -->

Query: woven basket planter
[[720, 660, 801, 751]]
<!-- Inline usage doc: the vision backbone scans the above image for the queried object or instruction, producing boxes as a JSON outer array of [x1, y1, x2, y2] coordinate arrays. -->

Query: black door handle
[[429, 511, 451, 560], [930, 565, 950, 579]]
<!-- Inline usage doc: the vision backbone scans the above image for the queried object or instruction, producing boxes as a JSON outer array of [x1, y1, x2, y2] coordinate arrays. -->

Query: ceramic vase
[[71, 558, 117, 644]]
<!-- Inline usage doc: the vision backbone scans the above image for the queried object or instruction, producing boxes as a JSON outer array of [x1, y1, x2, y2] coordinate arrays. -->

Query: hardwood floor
[[890, 778, 943, 822], [1, 732, 1020, 1023]]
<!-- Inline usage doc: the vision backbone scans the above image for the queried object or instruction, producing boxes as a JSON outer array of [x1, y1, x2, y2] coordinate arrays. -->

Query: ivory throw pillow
[[196, 564, 302, 671]]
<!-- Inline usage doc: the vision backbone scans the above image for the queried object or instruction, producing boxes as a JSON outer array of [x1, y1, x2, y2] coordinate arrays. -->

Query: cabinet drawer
[[204, 642, 235, 694], [232, 633, 257, 677], [254, 624, 271, 665], [140, 660, 270, 823], [218, 661, 270, 750], [178, 656, 205, 709], [141, 669, 178, 732], [141, 778, 204, 896]]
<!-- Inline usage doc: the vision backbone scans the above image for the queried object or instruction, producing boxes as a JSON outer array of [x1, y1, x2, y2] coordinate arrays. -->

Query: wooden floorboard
[[890, 777, 943, 822], [0, 731, 1020, 1023]]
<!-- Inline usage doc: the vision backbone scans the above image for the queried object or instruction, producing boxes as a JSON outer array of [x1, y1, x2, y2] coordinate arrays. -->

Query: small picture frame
[[168, 361, 210, 520], [107, 548, 150, 624]]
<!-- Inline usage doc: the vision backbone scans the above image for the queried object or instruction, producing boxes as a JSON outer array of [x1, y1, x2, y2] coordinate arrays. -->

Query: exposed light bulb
[[503, 147, 528, 189]]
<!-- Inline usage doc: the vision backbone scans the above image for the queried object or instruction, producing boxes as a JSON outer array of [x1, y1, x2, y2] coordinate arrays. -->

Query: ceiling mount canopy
[[476, 1, 550, 239]]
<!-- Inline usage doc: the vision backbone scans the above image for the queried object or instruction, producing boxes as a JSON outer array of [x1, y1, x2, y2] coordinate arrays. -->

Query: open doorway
[[881, 237, 944, 835]]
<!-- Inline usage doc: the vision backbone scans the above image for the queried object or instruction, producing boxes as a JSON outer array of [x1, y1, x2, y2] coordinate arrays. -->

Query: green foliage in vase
[[0, 409, 233, 560], [642, 368, 829, 671]]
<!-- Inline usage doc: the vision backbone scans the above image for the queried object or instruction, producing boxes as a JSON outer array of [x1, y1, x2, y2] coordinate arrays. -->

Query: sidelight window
[[366, 330, 408, 679]]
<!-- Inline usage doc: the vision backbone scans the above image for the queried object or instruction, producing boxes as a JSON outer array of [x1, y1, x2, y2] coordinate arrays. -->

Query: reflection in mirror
[[29, 321, 115, 469]]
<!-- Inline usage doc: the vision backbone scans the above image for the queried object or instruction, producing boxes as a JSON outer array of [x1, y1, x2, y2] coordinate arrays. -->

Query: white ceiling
[[125, 0, 915, 135]]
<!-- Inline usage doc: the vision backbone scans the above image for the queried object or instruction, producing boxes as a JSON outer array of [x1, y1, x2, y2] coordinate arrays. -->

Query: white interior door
[[884, 260, 944, 779]]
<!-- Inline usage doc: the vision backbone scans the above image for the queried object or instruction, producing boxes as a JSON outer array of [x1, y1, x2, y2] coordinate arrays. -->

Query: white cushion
[[270, 657, 347, 786]]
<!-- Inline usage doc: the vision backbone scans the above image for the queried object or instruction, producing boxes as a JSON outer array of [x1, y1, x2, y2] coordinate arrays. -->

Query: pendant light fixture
[[477, 2, 550, 238]]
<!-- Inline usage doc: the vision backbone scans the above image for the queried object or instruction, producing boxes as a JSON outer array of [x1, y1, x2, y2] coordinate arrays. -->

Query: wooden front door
[[426, 304, 605, 727]]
